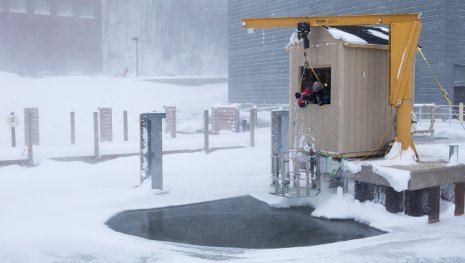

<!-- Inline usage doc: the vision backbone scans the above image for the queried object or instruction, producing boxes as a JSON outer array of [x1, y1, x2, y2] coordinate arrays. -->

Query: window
[[79, 0, 94, 18], [34, 0, 50, 15], [57, 0, 72, 17], [9, 0, 27, 13], [299, 66, 332, 105]]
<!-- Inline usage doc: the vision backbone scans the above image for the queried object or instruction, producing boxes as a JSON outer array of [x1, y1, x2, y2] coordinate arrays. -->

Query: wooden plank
[[348, 48, 357, 152]]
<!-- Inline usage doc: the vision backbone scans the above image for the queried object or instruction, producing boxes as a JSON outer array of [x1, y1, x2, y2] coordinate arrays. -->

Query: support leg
[[455, 183, 464, 216]]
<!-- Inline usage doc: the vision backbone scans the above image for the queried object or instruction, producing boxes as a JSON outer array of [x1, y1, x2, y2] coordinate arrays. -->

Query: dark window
[[300, 66, 331, 105], [79, 0, 94, 18], [57, 0, 72, 17], [34, 0, 50, 15], [10, 0, 27, 13]]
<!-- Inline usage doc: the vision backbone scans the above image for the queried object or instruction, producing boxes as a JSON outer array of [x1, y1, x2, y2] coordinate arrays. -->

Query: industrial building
[[0, 0, 102, 76]]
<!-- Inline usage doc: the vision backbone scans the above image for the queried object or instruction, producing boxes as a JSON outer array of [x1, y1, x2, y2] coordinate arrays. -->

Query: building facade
[[0, 0, 102, 76], [228, 0, 465, 105]]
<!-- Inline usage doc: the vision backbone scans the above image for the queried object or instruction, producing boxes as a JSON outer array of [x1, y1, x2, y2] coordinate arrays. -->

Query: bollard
[[93, 112, 100, 159], [123, 111, 128, 141], [26, 111, 33, 166], [11, 127, 16, 147], [204, 110, 209, 153], [139, 113, 166, 190], [70, 112, 75, 144], [250, 108, 256, 147]]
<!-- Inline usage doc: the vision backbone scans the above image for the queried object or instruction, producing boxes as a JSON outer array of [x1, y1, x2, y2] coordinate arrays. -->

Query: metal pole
[[27, 111, 33, 166], [11, 127, 16, 147], [123, 110, 128, 141], [204, 110, 209, 153], [70, 112, 75, 144], [250, 108, 256, 147], [93, 112, 100, 159]]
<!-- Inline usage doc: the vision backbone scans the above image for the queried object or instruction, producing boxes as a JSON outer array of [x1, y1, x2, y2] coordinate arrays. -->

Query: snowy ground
[[1, 74, 465, 262]]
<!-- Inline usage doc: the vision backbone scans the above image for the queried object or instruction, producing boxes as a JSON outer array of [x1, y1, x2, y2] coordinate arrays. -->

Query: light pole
[[132, 37, 140, 78]]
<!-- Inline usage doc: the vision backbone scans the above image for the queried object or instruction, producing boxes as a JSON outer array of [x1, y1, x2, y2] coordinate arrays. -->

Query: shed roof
[[324, 26, 389, 45]]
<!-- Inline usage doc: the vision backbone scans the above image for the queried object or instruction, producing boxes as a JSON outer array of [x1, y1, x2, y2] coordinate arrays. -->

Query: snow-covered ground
[[1, 74, 465, 262]]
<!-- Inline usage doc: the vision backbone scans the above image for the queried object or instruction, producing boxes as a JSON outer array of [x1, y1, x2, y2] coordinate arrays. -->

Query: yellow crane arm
[[242, 14, 422, 153]]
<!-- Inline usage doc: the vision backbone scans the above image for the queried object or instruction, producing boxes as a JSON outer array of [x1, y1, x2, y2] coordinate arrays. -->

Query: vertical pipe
[[171, 107, 176, 138], [11, 127, 16, 147], [294, 157, 300, 197], [123, 110, 128, 141], [305, 158, 310, 196], [70, 112, 75, 144], [460, 103, 464, 123], [250, 108, 256, 147], [204, 110, 209, 153], [93, 112, 100, 159]]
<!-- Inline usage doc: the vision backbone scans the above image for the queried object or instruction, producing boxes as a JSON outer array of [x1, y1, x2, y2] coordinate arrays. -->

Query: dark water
[[106, 196, 384, 249]]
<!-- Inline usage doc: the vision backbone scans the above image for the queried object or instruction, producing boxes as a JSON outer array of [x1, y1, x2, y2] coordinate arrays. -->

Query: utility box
[[288, 26, 394, 158]]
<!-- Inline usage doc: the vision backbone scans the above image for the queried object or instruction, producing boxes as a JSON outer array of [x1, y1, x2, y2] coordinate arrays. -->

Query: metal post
[[132, 37, 140, 78], [93, 112, 100, 159], [250, 108, 256, 147], [204, 110, 209, 153], [123, 111, 128, 141], [139, 113, 166, 190], [11, 127, 16, 147], [294, 157, 300, 197], [305, 158, 310, 196], [460, 103, 464, 123], [27, 111, 33, 166], [70, 112, 75, 144]]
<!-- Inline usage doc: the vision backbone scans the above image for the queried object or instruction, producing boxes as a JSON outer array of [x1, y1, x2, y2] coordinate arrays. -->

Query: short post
[[26, 111, 33, 166], [123, 111, 128, 141], [460, 103, 464, 123], [70, 112, 75, 144], [204, 110, 209, 153], [139, 113, 166, 190], [8, 112, 17, 147], [93, 112, 100, 159], [250, 108, 256, 147], [11, 127, 16, 147]]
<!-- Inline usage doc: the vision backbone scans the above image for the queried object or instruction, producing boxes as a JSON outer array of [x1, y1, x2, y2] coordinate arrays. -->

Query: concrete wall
[[0, 0, 102, 76], [228, 0, 457, 105]]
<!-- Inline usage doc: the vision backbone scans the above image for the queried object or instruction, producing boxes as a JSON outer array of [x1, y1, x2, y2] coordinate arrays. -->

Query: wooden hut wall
[[289, 27, 342, 153], [340, 46, 394, 155]]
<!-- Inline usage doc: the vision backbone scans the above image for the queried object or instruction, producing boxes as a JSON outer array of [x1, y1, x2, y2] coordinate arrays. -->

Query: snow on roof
[[286, 25, 390, 48], [325, 26, 389, 45]]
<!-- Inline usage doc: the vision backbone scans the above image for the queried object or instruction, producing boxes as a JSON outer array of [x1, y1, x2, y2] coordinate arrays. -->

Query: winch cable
[[303, 49, 321, 82], [417, 46, 465, 131]]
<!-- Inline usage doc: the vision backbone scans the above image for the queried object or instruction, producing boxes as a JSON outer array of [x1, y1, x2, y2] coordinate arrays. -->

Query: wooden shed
[[288, 26, 394, 158]]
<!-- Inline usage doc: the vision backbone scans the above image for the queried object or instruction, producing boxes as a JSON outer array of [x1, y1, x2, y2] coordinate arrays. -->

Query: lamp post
[[132, 37, 140, 78]]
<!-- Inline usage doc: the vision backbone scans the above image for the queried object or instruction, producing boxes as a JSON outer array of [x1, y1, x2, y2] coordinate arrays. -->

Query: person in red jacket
[[295, 85, 313, 108]]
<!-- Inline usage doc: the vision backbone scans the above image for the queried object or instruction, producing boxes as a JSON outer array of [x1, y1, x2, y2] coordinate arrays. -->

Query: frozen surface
[[1, 74, 465, 262]]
